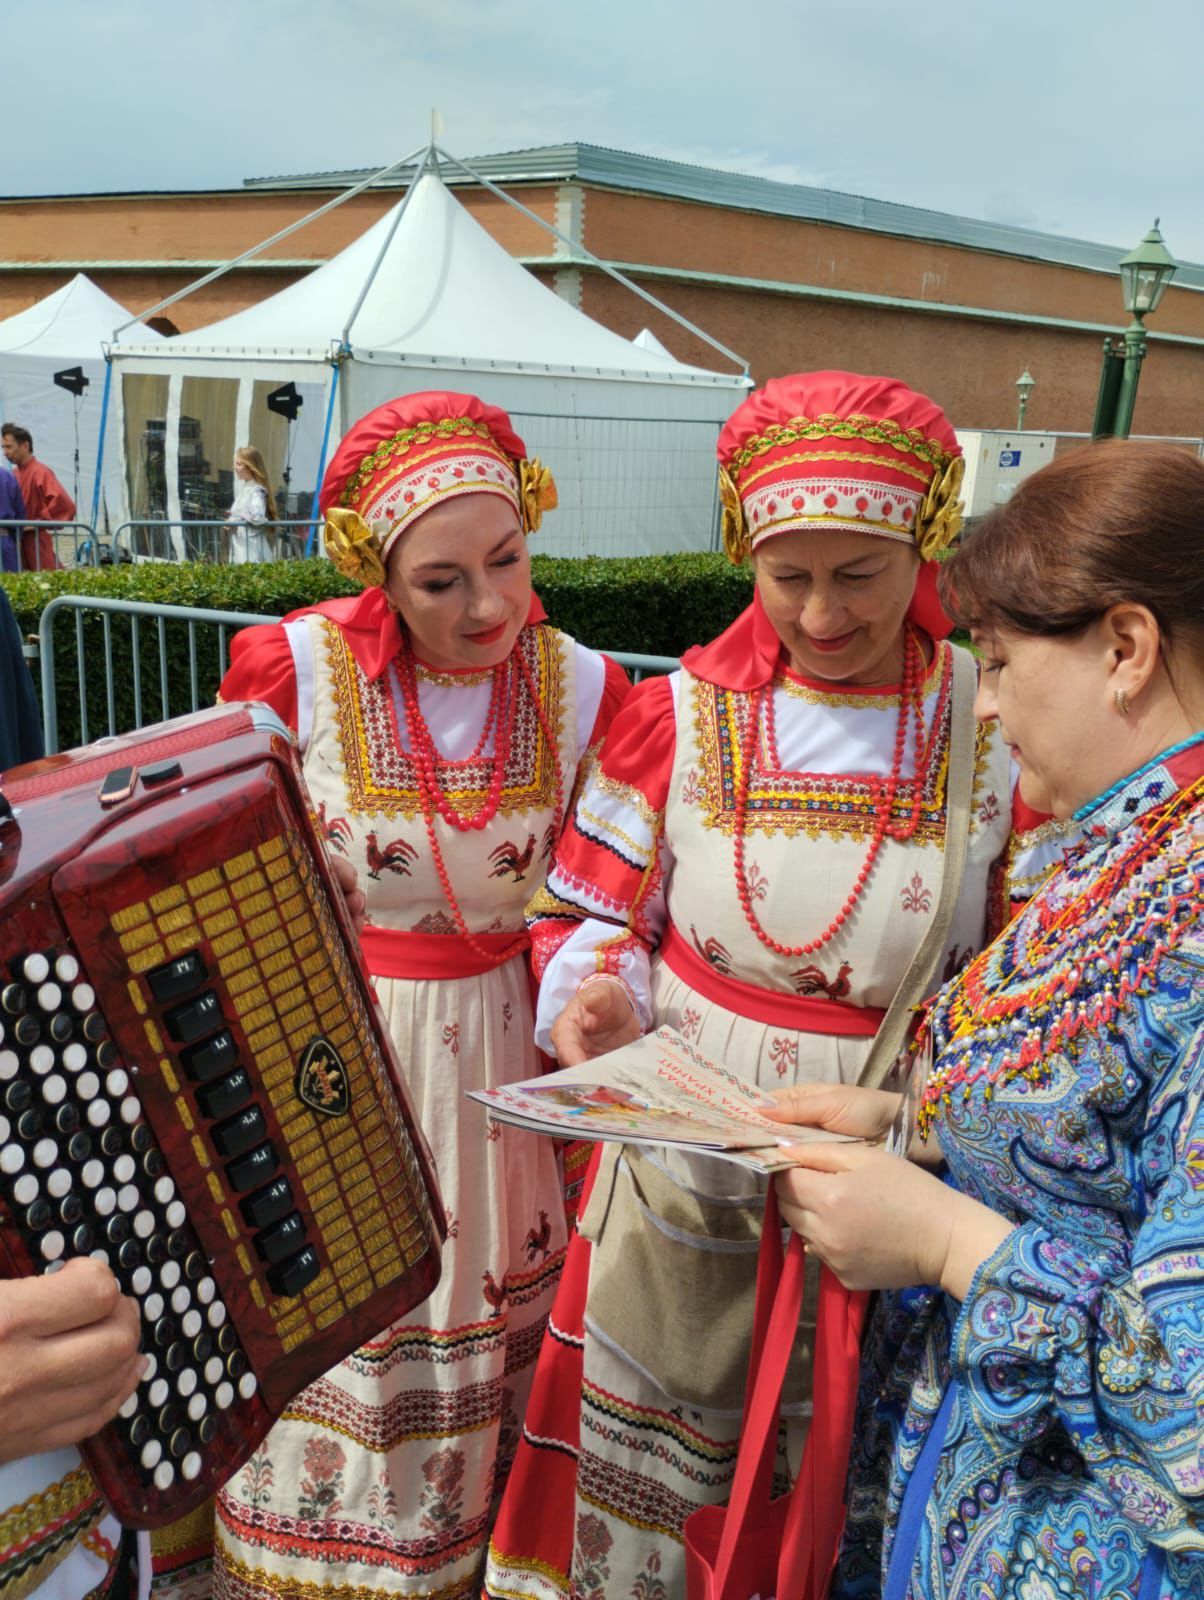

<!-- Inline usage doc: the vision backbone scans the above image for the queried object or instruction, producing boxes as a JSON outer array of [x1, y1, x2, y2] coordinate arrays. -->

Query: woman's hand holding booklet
[[468, 1027, 867, 1173]]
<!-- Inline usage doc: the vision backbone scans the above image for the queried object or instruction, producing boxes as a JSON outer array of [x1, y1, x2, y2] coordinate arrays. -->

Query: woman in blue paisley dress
[[770, 440, 1204, 1599]]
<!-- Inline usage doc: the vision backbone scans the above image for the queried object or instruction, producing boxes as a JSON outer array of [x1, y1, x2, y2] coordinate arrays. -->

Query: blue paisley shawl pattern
[[835, 736, 1204, 1600]]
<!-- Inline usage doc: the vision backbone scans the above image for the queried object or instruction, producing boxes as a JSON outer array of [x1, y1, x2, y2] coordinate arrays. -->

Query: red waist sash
[[657, 922, 884, 1038], [361, 924, 530, 979]]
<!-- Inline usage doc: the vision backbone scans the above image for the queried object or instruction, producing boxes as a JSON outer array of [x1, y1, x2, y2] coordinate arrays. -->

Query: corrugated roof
[[242, 142, 1204, 290]]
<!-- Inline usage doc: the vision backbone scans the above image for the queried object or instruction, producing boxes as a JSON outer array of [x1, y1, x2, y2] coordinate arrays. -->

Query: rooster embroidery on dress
[[791, 961, 852, 1002], [523, 1210, 552, 1263], [316, 801, 352, 856], [690, 926, 734, 977], [365, 831, 419, 880], [482, 1270, 508, 1318], [489, 834, 536, 882]]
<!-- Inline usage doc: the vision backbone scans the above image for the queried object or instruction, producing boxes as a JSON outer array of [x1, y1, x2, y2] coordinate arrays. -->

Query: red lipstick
[[464, 622, 507, 645]]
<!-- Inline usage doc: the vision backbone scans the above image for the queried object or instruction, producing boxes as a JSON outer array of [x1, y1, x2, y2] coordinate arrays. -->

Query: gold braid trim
[[484, 1543, 572, 1596], [215, 1548, 479, 1599], [0, 1467, 107, 1600], [148, 1496, 216, 1560], [339, 417, 499, 508], [740, 448, 933, 491], [726, 412, 955, 477]]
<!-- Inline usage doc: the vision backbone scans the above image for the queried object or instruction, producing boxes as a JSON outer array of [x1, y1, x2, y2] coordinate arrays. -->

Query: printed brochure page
[[468, 1026, 855, 1173]]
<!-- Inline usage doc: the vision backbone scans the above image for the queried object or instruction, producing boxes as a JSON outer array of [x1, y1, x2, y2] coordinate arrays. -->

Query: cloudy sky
[[11, 0, 1204, 263]]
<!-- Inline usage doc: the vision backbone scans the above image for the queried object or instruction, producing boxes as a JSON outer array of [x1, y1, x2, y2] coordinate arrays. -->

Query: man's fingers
[[0, 1258, 122, 1340], [8, 1365, 143, 1459], [0, 1345, 145, 1467], [40, 1309, 142, 1392]]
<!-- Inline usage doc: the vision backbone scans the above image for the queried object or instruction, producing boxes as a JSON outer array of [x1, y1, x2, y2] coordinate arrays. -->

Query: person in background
[[770, 441, 1204, 1599], [485, 372, 1069, 1599], [0, 424, 70, 572], [0, 585, 41, 768], [0, 464, 26, 573], [223, 445, 277, 564], [212, 391, 629, 1599]]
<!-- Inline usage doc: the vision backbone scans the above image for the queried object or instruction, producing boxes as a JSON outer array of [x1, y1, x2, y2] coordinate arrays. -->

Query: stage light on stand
[[265, 382, 306, 531], [52, 366, 90, 397], [52, 367, 91, 506], [265, 382, 303, 422]]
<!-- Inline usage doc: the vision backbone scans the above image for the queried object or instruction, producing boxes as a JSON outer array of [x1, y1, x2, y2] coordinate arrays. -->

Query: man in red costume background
[[1, 423, 71, 570]]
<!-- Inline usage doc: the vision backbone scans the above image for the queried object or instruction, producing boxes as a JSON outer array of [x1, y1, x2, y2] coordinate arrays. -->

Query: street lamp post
[[1107, 221, 1178, 439], [1015, 369, 1035, 430]]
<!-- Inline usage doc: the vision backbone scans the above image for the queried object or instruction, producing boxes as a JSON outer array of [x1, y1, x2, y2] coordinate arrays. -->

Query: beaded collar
[[915, 732, 1204, 1138], [1073, 730, 1204, 842]]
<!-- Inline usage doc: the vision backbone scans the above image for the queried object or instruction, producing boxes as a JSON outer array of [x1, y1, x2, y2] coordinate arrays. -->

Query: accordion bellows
[[0, 704, 444, 1527]]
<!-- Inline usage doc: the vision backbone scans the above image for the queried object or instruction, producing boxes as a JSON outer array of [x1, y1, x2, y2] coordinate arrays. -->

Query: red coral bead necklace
[[397, 630, 565, 966], [734, 629, 928, 959]]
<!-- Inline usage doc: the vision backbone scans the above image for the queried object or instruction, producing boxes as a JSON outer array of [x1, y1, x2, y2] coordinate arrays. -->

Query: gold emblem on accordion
[[296, 1037, 350, 1117]]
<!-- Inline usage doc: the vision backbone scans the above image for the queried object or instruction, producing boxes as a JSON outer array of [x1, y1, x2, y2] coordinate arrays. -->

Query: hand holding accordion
[[0, 704, 444, 1527]]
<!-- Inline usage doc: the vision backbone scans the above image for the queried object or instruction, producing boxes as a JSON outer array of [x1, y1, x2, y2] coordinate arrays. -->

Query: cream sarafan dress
[[213, 596, 626, 1600]]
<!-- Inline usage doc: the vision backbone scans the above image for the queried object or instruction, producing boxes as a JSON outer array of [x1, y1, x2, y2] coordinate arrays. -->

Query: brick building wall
[[2, 168, 1200, 437]]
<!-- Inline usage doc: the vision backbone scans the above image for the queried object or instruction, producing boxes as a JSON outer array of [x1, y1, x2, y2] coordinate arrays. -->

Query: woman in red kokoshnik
[[485, 372, 1071, 1599], [212, 393, 628, 1599]]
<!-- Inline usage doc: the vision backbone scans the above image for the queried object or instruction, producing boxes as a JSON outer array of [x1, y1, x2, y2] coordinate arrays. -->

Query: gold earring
[[1114, 688, 1130, 716]]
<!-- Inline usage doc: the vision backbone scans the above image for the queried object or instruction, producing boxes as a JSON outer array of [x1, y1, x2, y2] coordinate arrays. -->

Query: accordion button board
[[0, 707, 444, 1527]]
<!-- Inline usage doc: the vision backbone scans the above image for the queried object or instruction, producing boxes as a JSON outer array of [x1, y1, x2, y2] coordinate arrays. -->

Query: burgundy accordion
[[0, 704, 444, 1527]]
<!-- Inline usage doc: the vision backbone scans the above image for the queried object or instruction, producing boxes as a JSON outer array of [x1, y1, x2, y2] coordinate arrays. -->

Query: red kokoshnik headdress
[[686, 372, 966, 687], [319, 390, 558, 586], [716, 370, 964, 562]]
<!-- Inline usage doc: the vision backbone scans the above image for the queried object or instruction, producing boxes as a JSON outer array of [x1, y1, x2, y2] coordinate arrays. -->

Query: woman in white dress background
[[224, 446, 276, 564]]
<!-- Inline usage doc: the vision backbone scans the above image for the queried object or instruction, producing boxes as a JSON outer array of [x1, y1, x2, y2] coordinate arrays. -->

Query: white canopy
[[108, 173, 749, 557], [0, 272, 162, 528], [0, 275, 161, 533], [632, 327, 677, 359]]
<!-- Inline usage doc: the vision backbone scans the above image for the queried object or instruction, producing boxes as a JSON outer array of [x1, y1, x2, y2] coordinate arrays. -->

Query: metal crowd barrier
[[107, 520, 321, 565], [36, 594, 679, 755], [0, 520, 104, 572]]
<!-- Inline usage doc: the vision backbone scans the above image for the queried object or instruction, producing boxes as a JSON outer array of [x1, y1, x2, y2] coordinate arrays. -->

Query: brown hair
[[235, 445, 278, 521], [940, 441, 1204, 660], [1, 424, 32, 450]]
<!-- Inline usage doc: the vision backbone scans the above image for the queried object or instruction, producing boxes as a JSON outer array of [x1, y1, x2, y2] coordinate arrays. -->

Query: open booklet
[[468, 1026, 865, 1173]]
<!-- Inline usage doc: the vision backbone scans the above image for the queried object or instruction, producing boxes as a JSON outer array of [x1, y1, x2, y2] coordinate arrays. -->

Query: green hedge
[[3, 555, 754, 751]]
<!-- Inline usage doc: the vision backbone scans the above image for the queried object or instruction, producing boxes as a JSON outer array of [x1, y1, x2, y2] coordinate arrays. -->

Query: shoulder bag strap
[[858, 643, 977, 1090]]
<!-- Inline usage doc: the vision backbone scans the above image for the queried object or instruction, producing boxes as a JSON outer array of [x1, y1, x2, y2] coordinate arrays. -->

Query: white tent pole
[[112, 143, 431, 342], [341, 144, 435, 349], [434, 145, 750, 377]]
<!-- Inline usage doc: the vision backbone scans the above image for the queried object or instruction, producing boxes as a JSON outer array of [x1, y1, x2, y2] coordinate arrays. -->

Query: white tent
[[0, 275, 162, 532], [632, 327, 677, 359], [106, 172, 749, 558]]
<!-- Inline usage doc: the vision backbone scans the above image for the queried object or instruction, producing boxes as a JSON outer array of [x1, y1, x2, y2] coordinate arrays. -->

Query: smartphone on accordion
[[0, 703, 445, 1527]]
